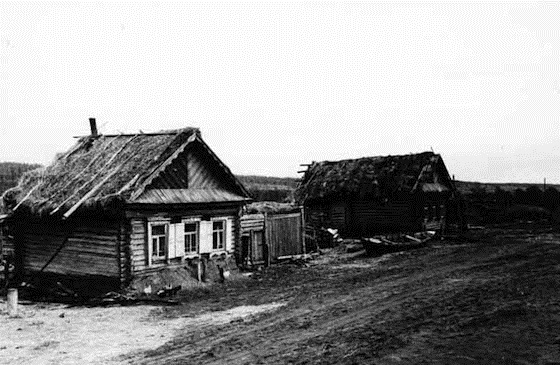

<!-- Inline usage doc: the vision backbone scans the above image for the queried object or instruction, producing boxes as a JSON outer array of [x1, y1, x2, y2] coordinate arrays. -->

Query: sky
[[1, 2, 558, 183]]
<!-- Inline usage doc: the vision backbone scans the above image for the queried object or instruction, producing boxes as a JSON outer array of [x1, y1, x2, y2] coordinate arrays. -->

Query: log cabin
[[295, 152, 458, 238], [1, 119, 251, 291]]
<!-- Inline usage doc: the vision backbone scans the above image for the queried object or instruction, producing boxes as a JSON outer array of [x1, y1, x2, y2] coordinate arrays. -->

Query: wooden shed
[[295, 152, 458, 238], [1, 120, 251, 290]]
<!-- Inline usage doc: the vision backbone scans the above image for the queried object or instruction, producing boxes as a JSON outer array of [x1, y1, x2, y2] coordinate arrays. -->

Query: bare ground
[[2, 227, 560, 364]]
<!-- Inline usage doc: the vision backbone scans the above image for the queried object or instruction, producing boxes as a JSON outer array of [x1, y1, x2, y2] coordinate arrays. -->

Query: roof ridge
[[74, 127, 199, 139], [319, 151, 436, 165]]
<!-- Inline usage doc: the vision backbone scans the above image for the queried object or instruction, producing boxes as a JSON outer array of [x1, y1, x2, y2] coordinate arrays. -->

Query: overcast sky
[[1, 2, 558, 183]]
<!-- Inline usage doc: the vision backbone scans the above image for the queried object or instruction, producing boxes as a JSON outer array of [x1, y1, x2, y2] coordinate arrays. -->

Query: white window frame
[[149, 222, 168, 262], [183, 220, 200, 255], [212, 219, 226, 250]]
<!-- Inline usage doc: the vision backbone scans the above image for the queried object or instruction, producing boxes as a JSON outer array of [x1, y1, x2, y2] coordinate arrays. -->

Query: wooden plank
[[130, 133, 196, 201]]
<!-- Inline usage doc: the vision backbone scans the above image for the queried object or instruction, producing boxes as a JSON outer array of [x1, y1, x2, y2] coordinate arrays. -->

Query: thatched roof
[[295, 152, 454, 202], [2, 128, 250, 217]]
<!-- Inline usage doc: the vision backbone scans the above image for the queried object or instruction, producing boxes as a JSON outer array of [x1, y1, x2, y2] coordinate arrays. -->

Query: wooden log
[[404, 235, 423, 243], [13, 182, 41, 211]]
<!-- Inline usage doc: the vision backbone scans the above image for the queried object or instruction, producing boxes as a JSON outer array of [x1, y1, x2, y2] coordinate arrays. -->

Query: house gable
[[136, 139, 249, 204]]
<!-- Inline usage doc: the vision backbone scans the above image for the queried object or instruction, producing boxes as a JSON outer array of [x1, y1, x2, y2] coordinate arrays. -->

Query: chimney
[[89, 118, 98, 137]]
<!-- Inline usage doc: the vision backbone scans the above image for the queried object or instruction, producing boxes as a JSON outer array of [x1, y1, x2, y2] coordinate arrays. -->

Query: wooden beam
[[12, 182, 42, 212], [117, 174, 140, 195], [37, 224, 74, 274]]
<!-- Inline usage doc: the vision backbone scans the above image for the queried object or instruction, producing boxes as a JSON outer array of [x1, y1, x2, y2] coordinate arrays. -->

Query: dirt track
[[3, 227, 560, 364], [122, 227, 560, 365]]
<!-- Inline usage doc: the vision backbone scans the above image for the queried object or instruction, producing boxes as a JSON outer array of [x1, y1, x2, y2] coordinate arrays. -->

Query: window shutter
[[175, 223, 185, 257], [226, 218, 233, 252], [168, 223, 176, 258], [199, 220, 213, 253], [146, 221, 152, 266]]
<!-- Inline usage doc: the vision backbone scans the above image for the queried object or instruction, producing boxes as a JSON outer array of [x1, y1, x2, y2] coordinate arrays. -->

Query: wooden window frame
[[212, 219, 226, 251], [183, 221, 199, 255], [149, 222, 168, 263]]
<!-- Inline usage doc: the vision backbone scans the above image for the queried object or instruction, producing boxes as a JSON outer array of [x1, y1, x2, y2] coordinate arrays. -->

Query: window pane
[[158, 237, 166, 256], [185, 223, 197, 233], [213, 221, 224, 230], [152, 238, 158, 254], [152, 225, 165, 236], [185, 234, 197, 253]]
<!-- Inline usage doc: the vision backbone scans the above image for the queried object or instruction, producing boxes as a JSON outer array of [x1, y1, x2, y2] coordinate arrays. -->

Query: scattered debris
[[361, 231, 435, 256], [156, 285, 182, 298]]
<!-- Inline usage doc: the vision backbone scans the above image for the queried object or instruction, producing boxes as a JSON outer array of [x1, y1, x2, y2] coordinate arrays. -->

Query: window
[[184, 222, 199, 254], [151, 224, 167, 259], [212, 220, 225, 250]]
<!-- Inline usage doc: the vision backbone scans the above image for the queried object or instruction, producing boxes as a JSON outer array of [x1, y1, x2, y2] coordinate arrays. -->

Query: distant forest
[[458, 182, 560, 224], [0, 162, 42, 195], [235, 175, 299, 202]]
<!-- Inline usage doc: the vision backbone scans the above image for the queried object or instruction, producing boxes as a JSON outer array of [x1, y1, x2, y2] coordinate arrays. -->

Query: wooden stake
[[197, 259, 203, 282], [7, 288, 18, 316]]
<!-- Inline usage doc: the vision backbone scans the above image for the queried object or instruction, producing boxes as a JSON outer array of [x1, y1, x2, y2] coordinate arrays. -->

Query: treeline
[[236, 175, 299, 188], [0, 162, 42, 195], [236, 175, 299, 202], [464, 185, 560, 224], [246, 188, 294, 202]]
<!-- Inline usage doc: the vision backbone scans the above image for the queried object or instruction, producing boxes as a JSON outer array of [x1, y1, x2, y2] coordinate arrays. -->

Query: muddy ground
[[2, 226, 560, 364]]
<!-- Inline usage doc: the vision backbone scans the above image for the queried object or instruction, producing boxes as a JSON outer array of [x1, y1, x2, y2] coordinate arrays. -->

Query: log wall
[[305, 194, 451, 237], [16, 218, 120, 278], [127, 205, 241, 275]]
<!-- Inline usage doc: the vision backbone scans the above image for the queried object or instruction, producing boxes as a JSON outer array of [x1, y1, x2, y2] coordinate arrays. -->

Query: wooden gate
[[240, 211, 305, 267], [265, 212, 304, 261]]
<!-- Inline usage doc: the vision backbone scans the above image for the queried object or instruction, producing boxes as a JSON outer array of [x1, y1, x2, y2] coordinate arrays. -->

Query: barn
[[1, 119, 251, 291], [295, 152, 458, 238]]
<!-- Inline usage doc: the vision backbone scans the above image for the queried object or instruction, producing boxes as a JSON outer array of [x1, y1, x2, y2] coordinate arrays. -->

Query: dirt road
[[2, 227, 560, 364], [122, 227, 560, 365]]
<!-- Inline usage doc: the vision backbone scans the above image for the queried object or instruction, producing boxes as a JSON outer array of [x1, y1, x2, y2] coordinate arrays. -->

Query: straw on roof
[[2, 128, 247, 217], [295, 152, 451, 202]]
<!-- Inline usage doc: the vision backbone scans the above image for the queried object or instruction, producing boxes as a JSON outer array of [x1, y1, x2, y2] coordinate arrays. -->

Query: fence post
[[263, 213, 270, 267], [300, 206, 306, 255], [7, 288, 18, 316]]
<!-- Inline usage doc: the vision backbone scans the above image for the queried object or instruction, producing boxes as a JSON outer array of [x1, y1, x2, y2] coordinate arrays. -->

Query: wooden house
[[295, 152, 457, 237], [1, 119, 251, 290]]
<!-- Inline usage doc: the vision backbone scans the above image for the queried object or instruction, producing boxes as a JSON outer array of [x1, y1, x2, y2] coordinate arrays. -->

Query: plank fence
[[240, 210, 305, 267]]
